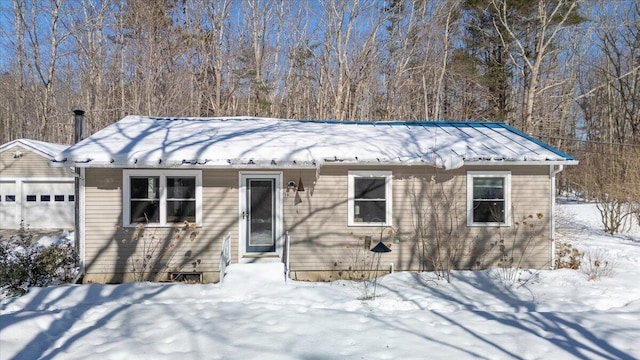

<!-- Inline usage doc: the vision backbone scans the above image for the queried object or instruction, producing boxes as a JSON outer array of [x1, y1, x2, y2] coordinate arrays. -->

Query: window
[[166, 177, 196, 223], [68, 195, 75, 202], [54, 195, 65, 202], [41, 195, 51, 202], [130, 176, 160, 223], [348, 171, 392, 226], [5, 195, 15, 202], [467, 171, 511, 226], [26, 195, 37, 202], [123, 170, 202, 226]]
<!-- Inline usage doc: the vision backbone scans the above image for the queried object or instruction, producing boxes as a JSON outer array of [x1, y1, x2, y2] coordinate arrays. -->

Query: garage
[[0, 181, 17, 228], [0, 139, 73, 230], [22, 181, 75, 229]]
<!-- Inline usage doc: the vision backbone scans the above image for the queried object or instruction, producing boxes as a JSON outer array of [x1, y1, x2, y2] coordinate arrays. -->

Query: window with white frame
[[123, 170, 202, 226], [348, 171, 392, 226], [467, 171, 511, 226]]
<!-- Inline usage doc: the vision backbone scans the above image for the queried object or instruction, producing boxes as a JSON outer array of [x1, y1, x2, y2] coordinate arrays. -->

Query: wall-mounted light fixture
[[287, 180, 297, 192]]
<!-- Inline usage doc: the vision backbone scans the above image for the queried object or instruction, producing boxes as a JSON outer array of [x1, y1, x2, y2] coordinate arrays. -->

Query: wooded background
[[1, 0, 638, 221]]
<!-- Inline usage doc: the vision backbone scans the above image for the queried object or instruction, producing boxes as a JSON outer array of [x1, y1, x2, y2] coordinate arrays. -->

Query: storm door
[[242, 177, 277, 253]]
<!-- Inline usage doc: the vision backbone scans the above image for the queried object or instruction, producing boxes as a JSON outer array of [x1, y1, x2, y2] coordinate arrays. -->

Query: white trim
[[550, 165, 564, 269], [348, 170, 393, 227], [79, 168, 86, 275], [466, 171, 511, 227], [238, 172, 283, 262], [0, 179, 19, 227], [122, 169, 202, 227]]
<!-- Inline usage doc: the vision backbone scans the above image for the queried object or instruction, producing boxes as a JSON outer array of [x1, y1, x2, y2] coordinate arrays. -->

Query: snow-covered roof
[[53, 116, 576, 170], [0, 138, 70, 159]]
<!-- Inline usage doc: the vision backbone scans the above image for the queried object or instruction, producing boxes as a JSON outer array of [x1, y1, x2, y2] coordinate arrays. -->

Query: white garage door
[[0, 181, 18, 228], [22, 181, 75, 229]]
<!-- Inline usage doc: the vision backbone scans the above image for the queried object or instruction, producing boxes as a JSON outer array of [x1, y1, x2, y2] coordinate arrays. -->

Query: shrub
[[581, 248, 615, 281], [494, 213, 546, 286], [555, 242, 581, 269], [128, 220, 199, 282], [0, 222, 78, 297]]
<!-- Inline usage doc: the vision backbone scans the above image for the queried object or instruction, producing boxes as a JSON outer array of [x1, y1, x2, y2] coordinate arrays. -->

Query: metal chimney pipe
[[73, 109, 85, 143], [72, 109, 84, 278]]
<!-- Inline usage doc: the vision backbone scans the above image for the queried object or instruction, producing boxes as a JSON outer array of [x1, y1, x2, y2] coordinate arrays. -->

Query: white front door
[[239, 173, 282, 259]]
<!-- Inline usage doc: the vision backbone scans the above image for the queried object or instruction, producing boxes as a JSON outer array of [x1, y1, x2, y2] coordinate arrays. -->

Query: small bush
[[127, 220, 199, 282], [581, 248, 615, 281], [0, 222, 78, 297], [494, 213, 545, 286], [555, 242, 581, 269]]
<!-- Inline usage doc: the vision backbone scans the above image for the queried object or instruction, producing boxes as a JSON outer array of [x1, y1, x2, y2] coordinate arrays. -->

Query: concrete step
[[221, 262, 286, 291]]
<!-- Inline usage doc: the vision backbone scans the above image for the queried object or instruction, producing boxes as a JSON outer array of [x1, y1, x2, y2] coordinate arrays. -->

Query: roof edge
[[0, 139, 68, 159], [495, 124, 576, 161]]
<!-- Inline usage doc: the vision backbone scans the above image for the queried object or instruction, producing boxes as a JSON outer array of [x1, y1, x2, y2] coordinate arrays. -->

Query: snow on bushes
[[0, 223, 78, 297]]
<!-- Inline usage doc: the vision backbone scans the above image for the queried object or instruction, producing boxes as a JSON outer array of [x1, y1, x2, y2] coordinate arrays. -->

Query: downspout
[[73, 109, 85, 283], [550, 164, 564, 269]]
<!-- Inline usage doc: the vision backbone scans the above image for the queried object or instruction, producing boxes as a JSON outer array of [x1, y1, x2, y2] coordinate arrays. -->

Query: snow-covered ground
[[1, 200, 639, 360]]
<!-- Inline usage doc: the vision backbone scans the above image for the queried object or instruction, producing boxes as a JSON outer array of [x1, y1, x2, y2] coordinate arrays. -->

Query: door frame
[[238, 172, 283, 262]]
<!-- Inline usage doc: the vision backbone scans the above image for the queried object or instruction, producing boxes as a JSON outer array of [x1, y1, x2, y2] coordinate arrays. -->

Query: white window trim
[[467, 171, 511, 227], [348, 170, 393, 227], [123, 169, 202, 227]]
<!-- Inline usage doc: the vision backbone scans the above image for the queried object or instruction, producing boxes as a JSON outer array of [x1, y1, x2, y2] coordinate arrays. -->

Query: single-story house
[[0, 139, 74, 230], [53, 116, 577, 283]]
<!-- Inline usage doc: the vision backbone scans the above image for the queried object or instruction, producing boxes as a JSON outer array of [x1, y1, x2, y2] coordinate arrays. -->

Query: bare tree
[[11, 0, 70, 140], [316, 0, 383, 120], [490, 0, 584, 134]]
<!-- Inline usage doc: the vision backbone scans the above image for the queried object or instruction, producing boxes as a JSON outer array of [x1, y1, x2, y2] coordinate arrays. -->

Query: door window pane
[[247, 179, 275, 252]]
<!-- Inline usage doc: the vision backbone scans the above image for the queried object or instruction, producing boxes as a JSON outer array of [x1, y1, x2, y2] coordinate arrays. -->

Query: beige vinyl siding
[[0, 145, 68, 177], [82, 168, 239, 284], [284, 165, 551, 281], [83, 164, 552, 283]]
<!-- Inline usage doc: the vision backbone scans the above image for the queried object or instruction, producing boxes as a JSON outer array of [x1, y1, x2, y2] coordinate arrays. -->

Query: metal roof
[[53, 116, 577, 169]]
